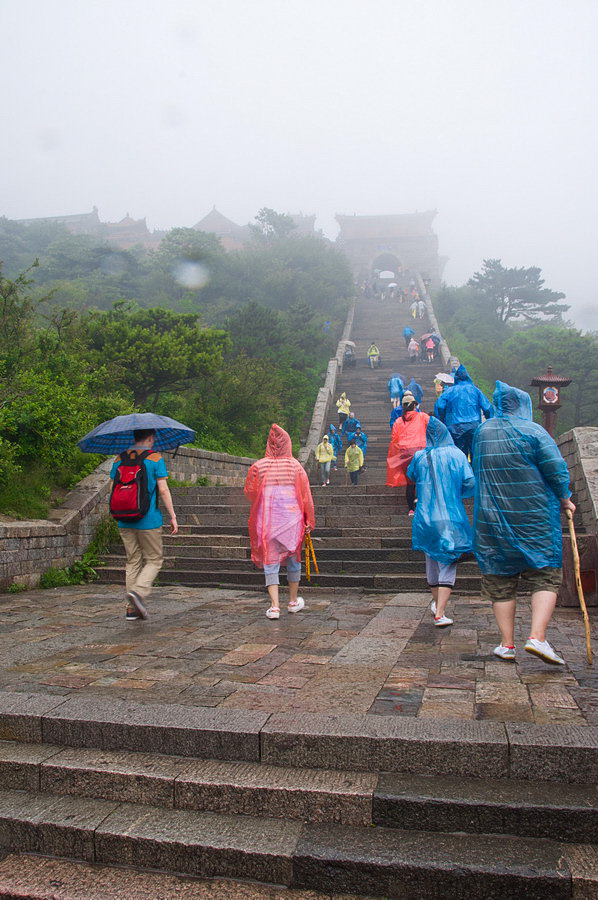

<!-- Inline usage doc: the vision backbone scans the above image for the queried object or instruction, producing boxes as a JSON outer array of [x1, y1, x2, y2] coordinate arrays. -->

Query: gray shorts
[[425, 555, 457, 588]]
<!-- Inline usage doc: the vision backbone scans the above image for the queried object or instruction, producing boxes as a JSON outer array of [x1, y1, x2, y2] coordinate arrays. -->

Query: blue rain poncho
[[390, 407, 402, 429], [388, 374, 404, 400], [472, 381, 572, 575], [403, 327, 415, 339], [327, 424, 342, 457], [407, 418, 475, 564], [406, 378, 423, 405], [342, 415, 361, 443], [354, 429, 368, 459], [434, 365, 492, 438]]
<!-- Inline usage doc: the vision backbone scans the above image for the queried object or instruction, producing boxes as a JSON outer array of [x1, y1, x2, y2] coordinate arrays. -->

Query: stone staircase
[[97, 290, 478, 595], [0, 694, 595, 897]]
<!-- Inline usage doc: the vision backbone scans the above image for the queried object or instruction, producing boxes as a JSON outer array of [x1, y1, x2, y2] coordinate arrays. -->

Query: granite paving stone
[[0, 586, 594, 730]]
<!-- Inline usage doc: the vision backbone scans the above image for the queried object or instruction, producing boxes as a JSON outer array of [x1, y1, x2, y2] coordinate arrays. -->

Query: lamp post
[[530, 366, 572, 436]]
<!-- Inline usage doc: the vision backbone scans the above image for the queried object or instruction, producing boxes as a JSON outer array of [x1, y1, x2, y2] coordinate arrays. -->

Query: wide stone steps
[[1, 740, 594, 841], [0, 684, 595, 897], [0, 788, 581, 898]]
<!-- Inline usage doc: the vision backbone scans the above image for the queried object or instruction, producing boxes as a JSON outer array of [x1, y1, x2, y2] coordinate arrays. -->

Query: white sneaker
[[266, 607, 280, 619], [494, 644, 516, 661], [434, 615, 453, 627], [524, 638, 565, 665], [288, 597, 305, 613], [430, 601, 436, 616]]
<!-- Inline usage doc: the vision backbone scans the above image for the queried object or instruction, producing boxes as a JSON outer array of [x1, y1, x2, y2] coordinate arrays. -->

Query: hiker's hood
[[454, 364, 474, 384], [265, 424, 292, 458], [425, 417, 455, 448], [492, 381, 533, 420]]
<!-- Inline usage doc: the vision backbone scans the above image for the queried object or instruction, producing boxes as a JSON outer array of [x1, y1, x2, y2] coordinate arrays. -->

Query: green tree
[[468, 259, 568, 324], [83, 303, 230, 406], [249, 207, 297, 241]]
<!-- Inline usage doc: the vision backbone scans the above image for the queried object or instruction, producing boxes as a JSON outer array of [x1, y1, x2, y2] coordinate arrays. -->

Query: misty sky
[[1, 0, 596, 329]]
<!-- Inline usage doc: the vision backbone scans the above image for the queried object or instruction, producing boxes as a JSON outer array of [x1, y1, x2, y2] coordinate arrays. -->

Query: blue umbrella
[[78, 413, 195, 454]]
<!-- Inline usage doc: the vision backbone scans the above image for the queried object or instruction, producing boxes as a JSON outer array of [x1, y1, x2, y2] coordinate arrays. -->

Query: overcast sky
[[1, 0, 596, 329]]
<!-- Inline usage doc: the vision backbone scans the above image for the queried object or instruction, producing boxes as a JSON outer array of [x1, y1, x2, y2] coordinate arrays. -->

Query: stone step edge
[[1, 741, 595, 841], [0, 788, 583, 898], [0, 692, 596, 783]]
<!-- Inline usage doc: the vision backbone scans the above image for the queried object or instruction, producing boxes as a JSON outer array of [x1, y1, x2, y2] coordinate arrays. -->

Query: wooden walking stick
[[566, 509, 593, 665], [304, 532, 319, 581]]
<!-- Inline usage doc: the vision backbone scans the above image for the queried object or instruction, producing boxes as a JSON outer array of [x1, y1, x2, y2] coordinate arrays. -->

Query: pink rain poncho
[[386, 410, 430, 487], [244, 424, 315, 568]]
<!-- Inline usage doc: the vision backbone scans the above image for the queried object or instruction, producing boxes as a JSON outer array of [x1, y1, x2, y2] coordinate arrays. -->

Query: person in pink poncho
[[244, 424, 315, 620]]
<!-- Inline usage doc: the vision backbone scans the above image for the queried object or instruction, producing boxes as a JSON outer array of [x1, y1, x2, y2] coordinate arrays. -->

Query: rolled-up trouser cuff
[[264, 555, 301, 586]]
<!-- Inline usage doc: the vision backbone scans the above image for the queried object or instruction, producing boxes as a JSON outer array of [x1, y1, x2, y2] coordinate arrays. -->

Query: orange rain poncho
[[244, 424, 315, 568], [386, 410, 430, 486]]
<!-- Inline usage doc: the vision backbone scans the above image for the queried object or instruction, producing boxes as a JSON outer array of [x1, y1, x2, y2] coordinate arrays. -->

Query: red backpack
[[109, 450, 155, 522]]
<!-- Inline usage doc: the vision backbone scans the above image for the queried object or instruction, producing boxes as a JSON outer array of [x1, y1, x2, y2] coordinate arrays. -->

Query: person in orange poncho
[[386, 392, 429, 515], [244, 424, 315, 620]]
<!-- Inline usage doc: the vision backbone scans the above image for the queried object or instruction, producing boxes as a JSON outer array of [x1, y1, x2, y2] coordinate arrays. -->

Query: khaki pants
[[120, 528, 164, 601]]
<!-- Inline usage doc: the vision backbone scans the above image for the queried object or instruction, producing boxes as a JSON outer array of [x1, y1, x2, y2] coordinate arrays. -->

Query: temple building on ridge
[[335, 211, 447, 287], [13, 207, 445, 281], [192, 208, 251, 251], [15, 206, 163, 250]]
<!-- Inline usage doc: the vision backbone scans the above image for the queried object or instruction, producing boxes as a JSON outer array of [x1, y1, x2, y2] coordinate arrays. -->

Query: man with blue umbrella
[[79, 413, 193, 621]]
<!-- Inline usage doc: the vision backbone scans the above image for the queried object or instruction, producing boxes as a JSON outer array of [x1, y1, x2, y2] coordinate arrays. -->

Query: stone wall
[[557, 428, 598, 608], [298, 302, 356, 477], [0, 448, 256, 590]]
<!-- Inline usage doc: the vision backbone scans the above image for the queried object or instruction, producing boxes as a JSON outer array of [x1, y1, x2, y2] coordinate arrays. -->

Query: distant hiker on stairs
[[244, 424, 315, 620], [345, 439, 364, 486], [327, 424, 342, 469], [315, 434, 335, 486], [367, 342, 381, 368], [336, 392, 351, 427]]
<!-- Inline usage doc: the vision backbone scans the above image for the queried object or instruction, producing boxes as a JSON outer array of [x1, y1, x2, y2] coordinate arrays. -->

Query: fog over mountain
[[1, 0, 596, 329]]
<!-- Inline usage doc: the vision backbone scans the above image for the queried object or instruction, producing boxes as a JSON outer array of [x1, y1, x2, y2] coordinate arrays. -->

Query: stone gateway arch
[[335, 211, 447, 287]]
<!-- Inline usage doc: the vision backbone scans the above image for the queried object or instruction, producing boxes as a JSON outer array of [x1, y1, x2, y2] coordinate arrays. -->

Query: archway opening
[[371, 252, 402, 285]]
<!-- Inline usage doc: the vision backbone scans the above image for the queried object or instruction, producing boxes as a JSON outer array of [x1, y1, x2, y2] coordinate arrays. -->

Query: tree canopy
[[468, 259, 568, 324]]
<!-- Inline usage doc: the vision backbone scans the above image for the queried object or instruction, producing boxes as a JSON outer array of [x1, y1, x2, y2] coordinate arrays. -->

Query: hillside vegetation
[[0, 211, 354, 518]]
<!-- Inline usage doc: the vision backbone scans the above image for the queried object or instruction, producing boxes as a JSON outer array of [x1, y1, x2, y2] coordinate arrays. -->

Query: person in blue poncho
[[388, 373, 404, 409], [327, 424, 342, 470], [407, 418, 474, 626], [354, 426, 368, 469], [342, 412, 361, 444], [403, 326, 415, 348], [434, 364, 492, 459], [473, 381, 576, 665], [406, 378, 423, 406], [389, 382, 422, 430]]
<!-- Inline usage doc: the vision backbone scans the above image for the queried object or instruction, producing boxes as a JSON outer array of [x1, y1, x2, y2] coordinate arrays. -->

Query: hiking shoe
[[434, 615, 453, 627], [126, 590, 148, 620], [125, 608, 141, 621], [430, 601, 437, 616], [494, 644, 516, 661], [524, 638, 565, 665], [266, 607, 280, 619], [288, 597, 305, 613]]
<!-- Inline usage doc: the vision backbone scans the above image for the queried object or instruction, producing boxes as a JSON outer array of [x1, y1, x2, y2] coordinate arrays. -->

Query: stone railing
[[298, 301, 356, 476], [0, 447, 255, 590], [415, 273, 455, 369], [557, 427, 598, 607]]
